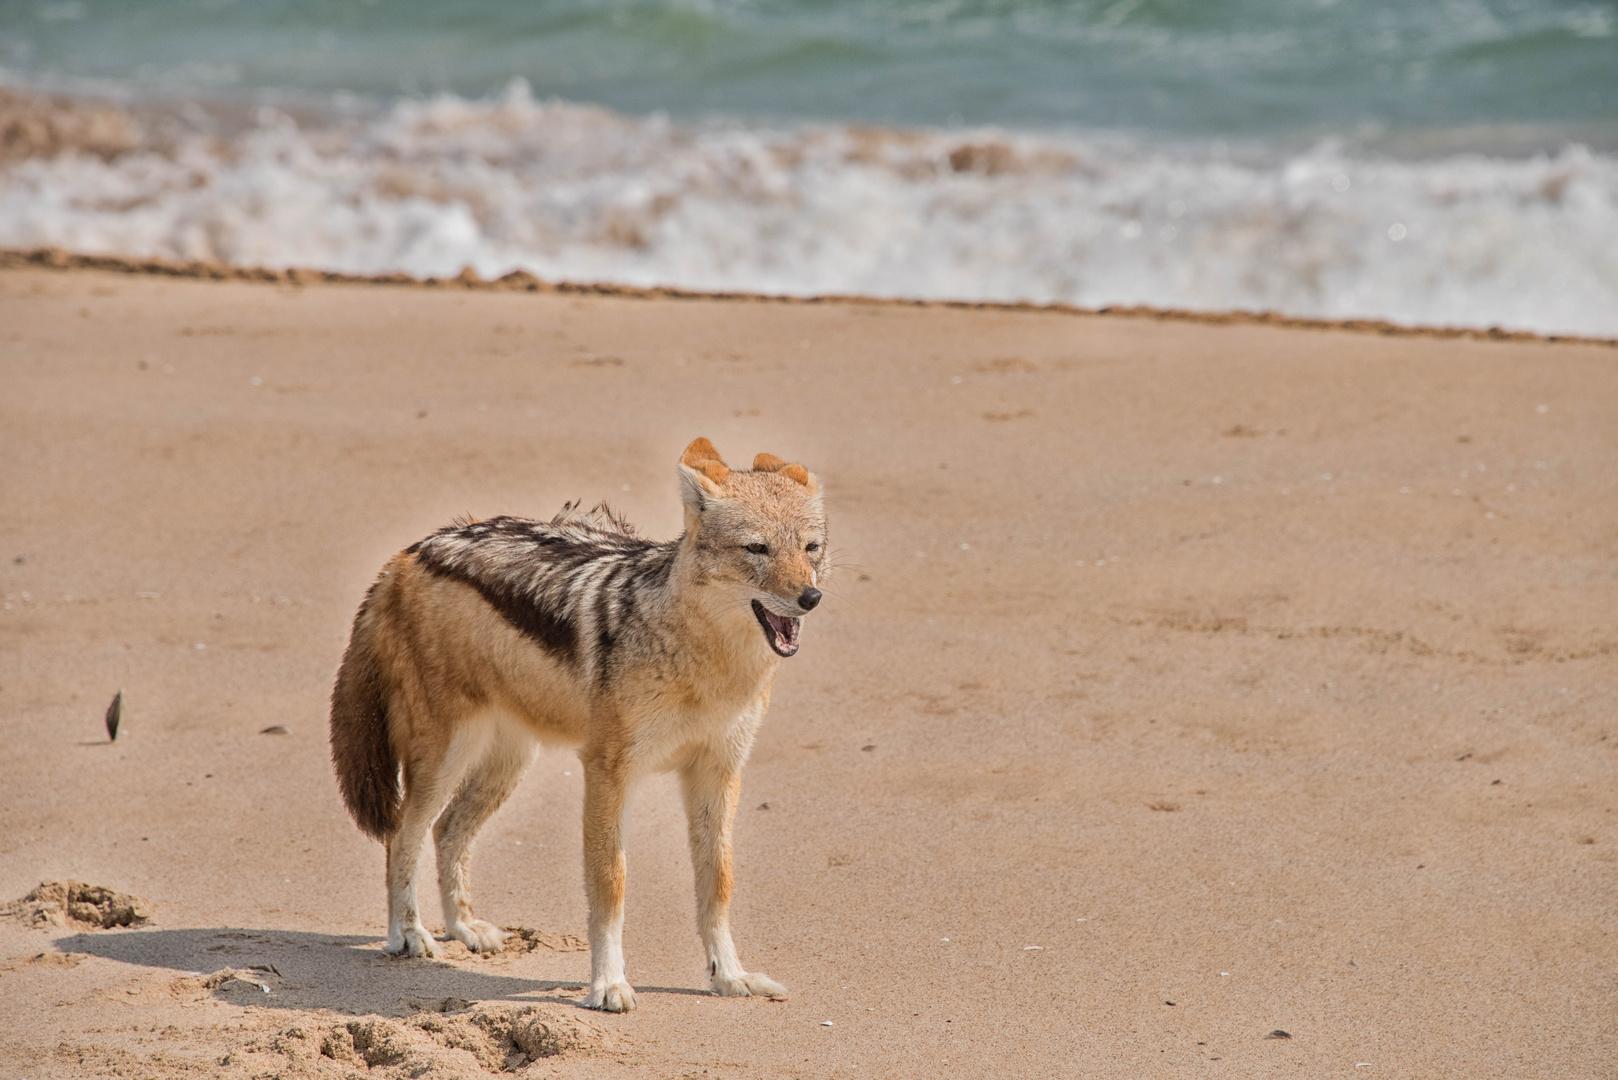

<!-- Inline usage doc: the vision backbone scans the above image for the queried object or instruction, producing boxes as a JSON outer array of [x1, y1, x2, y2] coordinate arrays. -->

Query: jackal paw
[[712, 970, 787, 999], [448, 919, 508, 954], [384, 925, 443, 959], [583, 981, 637, 1012]]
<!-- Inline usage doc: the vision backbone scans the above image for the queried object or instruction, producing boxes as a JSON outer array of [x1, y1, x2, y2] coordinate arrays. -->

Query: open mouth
[[751, 600, 802, 658]]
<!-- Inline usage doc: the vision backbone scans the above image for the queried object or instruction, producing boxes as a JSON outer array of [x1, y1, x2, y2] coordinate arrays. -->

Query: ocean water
[[2, 0, 1616, 334]]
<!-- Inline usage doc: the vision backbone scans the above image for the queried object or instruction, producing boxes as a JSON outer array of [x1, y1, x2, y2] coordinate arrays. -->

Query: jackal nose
[[798, 587, 822, 611]]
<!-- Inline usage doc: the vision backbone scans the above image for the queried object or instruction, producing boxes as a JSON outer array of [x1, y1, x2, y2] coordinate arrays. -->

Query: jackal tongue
[[752, 600, 801, 656], [764, 609, 799, 649]]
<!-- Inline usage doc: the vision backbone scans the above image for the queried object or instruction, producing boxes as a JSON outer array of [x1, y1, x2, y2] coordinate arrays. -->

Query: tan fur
[[329, 440, 827, 1011]]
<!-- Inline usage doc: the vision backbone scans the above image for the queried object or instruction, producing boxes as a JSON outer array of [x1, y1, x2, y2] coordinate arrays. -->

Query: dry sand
[[0, 265, 1614, 1079]]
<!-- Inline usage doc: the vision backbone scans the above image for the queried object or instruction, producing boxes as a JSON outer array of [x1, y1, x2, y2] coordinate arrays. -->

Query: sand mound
[[257, 1004, 614, 1075], [500, 926, 589, 954], [193, 966, 285, 1000], [2, 881, 152, 930], [0, 951, 86, 974]]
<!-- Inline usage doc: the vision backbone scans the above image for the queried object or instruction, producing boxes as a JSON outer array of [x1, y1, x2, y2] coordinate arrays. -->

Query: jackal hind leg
[[385, 728, 487, 959], [434, 730, 534, 953], [581, 753, 635, 1012], [681, 758, 786, 1000]]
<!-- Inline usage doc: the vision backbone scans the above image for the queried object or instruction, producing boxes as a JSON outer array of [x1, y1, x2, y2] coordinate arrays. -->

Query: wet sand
[[1, 265, 1614, 1078]]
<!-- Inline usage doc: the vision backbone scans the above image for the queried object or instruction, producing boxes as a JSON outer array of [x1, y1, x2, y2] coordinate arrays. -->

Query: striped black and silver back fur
[[406, 502, 677, 684]]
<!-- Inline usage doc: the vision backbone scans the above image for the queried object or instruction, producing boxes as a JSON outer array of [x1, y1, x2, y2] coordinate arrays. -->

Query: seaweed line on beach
[[3, 246, 1612, 349]]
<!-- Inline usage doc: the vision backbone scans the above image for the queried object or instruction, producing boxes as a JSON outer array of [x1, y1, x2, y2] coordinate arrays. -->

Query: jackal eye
[[805, 541, 821, 553], [745, 543, 769, 555]]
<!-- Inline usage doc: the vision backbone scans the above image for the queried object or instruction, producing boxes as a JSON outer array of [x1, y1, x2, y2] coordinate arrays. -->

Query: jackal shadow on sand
[[57, 927, 710, 1014]]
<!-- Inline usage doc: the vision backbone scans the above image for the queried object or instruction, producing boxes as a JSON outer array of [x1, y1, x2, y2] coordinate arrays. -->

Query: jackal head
[[679, 437, 827, 658]]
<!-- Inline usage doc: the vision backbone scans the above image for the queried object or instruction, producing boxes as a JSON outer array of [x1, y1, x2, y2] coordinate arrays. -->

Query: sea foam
[[1, 82, 1614, 336]]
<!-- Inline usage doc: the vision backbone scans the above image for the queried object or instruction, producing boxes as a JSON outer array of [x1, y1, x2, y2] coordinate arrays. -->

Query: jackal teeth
[[751, 600, 801, 658]]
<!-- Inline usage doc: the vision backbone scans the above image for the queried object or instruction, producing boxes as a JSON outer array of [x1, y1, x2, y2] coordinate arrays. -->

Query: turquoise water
[[3, 2, 1616, 333], [8, 0, 1616, 138]]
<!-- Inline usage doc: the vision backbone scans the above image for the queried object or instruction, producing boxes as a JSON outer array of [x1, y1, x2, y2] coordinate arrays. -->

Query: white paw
[[712, 970, 787, 999], [384, 925, 443, 959], [448, 919, 508, 954], [583, 981, 637, 1012]]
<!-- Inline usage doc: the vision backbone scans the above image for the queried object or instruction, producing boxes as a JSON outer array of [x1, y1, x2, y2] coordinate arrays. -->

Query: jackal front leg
[[581, 754, 635, 1012], [681, 759, 786, 1000]]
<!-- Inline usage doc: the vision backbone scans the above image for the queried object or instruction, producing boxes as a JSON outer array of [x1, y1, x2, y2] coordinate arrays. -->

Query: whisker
[[818, 581, 863, 614]]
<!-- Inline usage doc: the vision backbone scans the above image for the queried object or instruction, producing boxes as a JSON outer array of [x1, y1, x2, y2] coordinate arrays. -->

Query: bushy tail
[[329, 597, 399, 842]]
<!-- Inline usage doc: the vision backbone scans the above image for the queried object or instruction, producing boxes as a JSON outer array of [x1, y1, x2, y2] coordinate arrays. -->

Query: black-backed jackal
[[329, 439, 826, 1012]]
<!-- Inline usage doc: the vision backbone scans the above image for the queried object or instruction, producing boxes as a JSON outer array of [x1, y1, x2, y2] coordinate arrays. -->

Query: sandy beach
[[1, 263, 1614, 1078]]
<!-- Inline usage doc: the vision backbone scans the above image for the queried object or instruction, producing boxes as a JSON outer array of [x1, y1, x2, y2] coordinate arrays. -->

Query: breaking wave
[[2, 82, 1615, 336]]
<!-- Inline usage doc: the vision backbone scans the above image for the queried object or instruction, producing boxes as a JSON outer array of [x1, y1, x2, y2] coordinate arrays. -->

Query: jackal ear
[[679, 437, 730, 510], [752, 451, 818, 493]]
